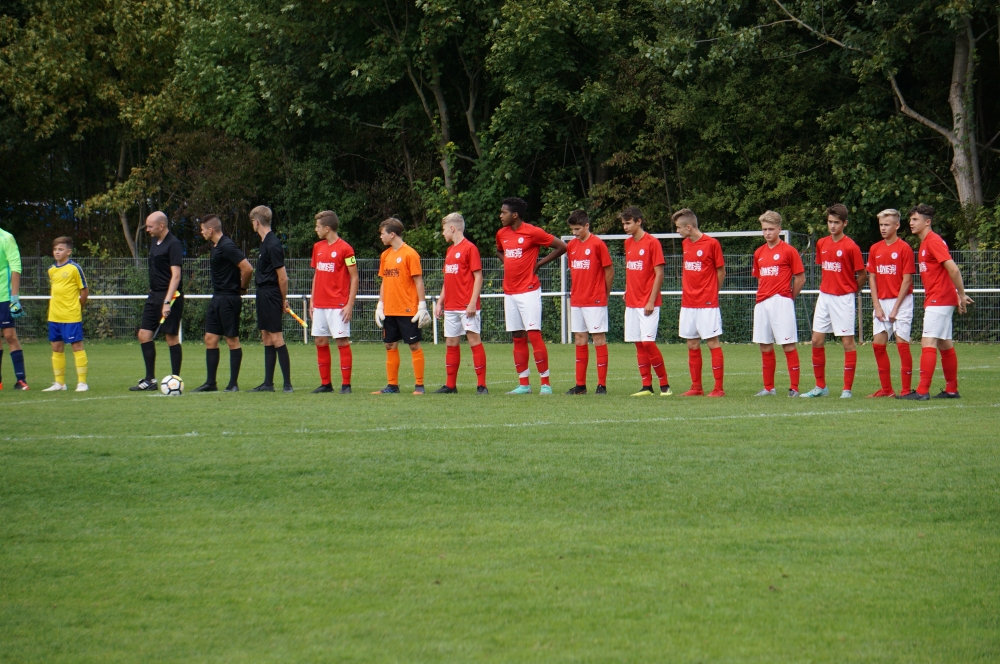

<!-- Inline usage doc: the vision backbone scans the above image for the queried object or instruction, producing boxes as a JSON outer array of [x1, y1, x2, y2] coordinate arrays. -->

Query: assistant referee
[[130, 211, 183, 391], [192, 215, 253, 392], [248, 206, 293, 392]]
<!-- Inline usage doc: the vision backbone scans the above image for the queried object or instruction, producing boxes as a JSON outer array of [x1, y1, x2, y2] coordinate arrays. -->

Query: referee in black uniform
[[249, 205, 293, 392], [192, 215, 253, 392], [130, 211, 184, 391]]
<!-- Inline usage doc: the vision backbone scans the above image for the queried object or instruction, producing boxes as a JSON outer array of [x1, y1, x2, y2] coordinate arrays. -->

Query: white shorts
[[571, 306, 609, 334], [872, 294, 913, 342], [813, 292, 856, 336], [922, 305, 955, 340], [504, 289, 543, 332], [311, 308, 350, 339], [678, 307, 723, 340], [444, 309, 481, 337], [624, 307, 660, 342], [752, 295, 798, 345]]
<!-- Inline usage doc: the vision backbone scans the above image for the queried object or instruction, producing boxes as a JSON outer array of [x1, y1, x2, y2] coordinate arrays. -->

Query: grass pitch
[[2, 341, 999, 662]]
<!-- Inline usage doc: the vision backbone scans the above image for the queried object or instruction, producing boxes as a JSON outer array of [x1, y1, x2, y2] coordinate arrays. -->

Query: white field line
[[0, 394, 157, 407], [3, 403, 998, 443]]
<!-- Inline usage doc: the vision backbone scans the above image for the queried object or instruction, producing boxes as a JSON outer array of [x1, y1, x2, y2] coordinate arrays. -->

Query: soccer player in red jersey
[[899, 204, 974, 400], [309, 210, 358, 394], [674, 209, 726, 397], [801, 204, 866, 399], [495, 197, 567, 395], [751, 211, 805, 397], [621, 207, 671, 396], [433, 213, 487, 394], [564, 210, 613, 395], [866, 209, 916, 397]]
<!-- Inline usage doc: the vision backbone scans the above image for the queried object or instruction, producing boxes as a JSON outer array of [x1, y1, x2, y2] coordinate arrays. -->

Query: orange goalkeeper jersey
[[379, 243, 422, 316]]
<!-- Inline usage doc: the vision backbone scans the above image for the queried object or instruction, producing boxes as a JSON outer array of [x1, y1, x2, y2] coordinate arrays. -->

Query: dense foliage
[[1, 0, 998, 258]]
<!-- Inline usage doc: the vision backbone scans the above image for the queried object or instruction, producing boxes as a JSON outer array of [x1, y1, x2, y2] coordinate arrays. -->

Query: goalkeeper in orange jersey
[[373, 218, 432, 394]]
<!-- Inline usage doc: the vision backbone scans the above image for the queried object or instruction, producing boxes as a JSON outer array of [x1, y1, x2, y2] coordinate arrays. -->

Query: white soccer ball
[[160, 375, 184, 396]]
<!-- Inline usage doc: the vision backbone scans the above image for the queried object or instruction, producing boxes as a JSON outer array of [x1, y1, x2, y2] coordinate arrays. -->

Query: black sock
[[141, 341, 156, 380], [276, 344, 291, 386], [10, 349, 25, 381], [206, 348, 220, 385], [169, 344, 182, 375], [0, 349, 4, 383], [229, 347, 242, 386], [263, 345, 276, 385]]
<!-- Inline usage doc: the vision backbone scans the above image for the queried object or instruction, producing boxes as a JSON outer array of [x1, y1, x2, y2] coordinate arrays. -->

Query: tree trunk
[[405, 63, 455, 195], [117, 138, 138, 259], [947, 22, 983, 248]]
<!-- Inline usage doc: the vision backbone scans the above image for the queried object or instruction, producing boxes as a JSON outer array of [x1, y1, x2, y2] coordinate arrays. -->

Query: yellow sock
[[73, 350, 88, 384], [52, 352, 66, 384]]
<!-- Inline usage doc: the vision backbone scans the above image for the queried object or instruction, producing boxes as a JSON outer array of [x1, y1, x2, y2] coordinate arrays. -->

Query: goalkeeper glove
[[412, 301, 432, 329], [9, 294, 23, 319], [375, 300, 385, 328]]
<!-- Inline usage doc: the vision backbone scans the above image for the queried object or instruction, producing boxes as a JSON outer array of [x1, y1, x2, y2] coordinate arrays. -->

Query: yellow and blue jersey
[[48, 261, 87, 323]]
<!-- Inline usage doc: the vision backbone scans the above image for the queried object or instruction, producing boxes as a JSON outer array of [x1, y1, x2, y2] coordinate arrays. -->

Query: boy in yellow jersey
[[43, 237, 89, 391], [373, 218, 432, 394]]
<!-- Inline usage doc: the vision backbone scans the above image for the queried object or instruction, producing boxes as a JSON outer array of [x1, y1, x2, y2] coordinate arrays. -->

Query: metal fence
[[13, 251, 1000, 343]]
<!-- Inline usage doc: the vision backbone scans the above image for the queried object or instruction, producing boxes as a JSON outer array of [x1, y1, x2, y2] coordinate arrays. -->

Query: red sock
[[762, 350, 776, 391], [897, 342, 913, 394], [785, 348, 800, 391], [844, 350, 857, 391], [513, 336, 530, 386], [710, 347, 724, 391], [644, 341, 668, 388], [688, 348, 703, 392], [575, 344, 589, 386], [595, 344, 609, 387], [338, 344, 352, 385], [812, 346, 826, 388], [471, 343, 487, 387], [940, 347, 958, 393], [635, 342, 652, 387], [918, 347, 937, 394], [316, 344, 331, 385], [527, 330, 550, 386], [445, 345, 461, 388], [873, 343, 892, 392]]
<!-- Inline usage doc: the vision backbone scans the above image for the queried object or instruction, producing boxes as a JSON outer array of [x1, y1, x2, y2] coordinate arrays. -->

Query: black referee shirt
[[256, 231, 285, 288], [210, 235, 247, 294], [148, 231, 183, 293]]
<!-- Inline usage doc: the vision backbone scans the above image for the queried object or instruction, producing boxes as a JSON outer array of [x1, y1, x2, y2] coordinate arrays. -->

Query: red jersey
[[752, 241, 804, 303], [624, 232, 665, 308], [866, 239, 915, 299], [496, 223, 556, 295], [442, 238, 482, 311], [567, 234, 612, 307], [310, 237, 356, 308], [918, 231, 959, 306], [681, 234, 725, 308], [816, 235, 864, 295]]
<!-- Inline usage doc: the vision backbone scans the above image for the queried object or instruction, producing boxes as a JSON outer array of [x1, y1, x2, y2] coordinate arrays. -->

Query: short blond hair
[[759, 210, 782, 227], [441, 212, 465, 232], [250, 205, 272, 227], [671, 208, 698, 227], [877, 208, 900, 222]]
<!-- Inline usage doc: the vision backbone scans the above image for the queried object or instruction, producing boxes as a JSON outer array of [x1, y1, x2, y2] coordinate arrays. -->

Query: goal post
[[558, 230, 791, 343]]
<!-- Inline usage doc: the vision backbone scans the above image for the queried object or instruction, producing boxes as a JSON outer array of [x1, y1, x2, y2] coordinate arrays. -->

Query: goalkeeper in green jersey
[[0, 226, 28, 389]]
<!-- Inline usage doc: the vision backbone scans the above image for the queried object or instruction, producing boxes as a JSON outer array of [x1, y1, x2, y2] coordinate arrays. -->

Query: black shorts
[[206, 293, 243, 338], [141, 292, 184, 335], [256, 287, 284, 333], [383, 315, 422, 345]]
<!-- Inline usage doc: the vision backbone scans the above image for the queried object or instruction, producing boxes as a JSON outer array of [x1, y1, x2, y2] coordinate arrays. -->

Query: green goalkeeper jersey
[[0, 228, 22, 303]]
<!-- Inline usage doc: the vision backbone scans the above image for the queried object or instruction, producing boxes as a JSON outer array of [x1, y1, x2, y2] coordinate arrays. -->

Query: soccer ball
[[160, 375, 184, 396]]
